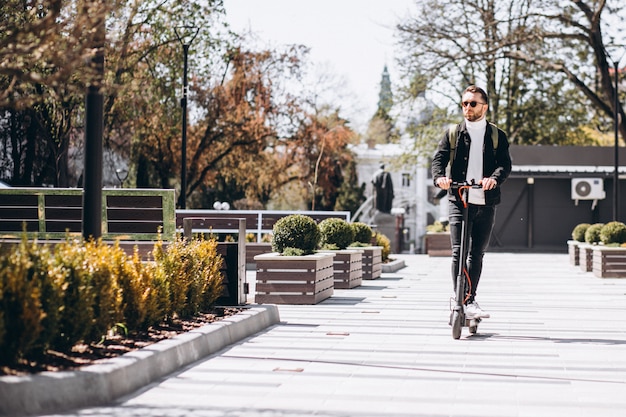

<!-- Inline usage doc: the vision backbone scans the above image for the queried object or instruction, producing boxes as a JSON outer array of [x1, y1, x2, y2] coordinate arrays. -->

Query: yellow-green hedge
[[0, 235, 223, 366]]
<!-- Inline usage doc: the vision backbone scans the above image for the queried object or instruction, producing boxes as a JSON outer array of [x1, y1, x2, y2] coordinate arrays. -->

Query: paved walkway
[[42, 253, 626, 417]]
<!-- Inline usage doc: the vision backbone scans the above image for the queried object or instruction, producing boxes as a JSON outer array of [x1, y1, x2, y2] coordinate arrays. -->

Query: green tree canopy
[[395, 0, 625, 147]]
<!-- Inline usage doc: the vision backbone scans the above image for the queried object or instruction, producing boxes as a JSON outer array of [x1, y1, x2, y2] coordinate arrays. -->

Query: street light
[[606, 47, 625, 221], [174, 26, 200, 209]]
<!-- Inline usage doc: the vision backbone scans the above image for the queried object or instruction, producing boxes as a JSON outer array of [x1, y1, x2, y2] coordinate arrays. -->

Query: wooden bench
[[0, 188, 176, 258]]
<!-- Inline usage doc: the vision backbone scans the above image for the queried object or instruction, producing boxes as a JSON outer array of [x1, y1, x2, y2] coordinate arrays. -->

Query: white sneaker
[[465, 302, 490, 319]]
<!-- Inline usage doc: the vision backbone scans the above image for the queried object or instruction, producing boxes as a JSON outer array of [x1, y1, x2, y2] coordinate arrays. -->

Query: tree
[[0, 0, 361, 210], [172, 46, 310, 208], [502, 0, 626, 143], [0, 0, 229, 187], [99, 0, 229, 193], [334, 160, 366, 216], [0, 0, 108, 108], [0, 0, 111, 186], [395, 0, 624, 146], [293, 111, 357, 211]]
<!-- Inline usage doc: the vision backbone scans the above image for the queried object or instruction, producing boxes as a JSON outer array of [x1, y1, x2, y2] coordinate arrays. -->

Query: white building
[[350, 140, 432, 253]]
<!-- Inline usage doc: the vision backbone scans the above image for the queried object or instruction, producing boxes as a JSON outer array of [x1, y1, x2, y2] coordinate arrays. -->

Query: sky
[[222, 0, 415, 132]]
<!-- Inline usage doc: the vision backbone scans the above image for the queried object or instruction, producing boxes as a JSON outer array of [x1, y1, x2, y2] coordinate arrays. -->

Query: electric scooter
[[449, 181, 483, 339]]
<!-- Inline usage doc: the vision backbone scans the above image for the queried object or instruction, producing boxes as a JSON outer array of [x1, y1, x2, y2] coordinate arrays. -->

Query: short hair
[[463, 85, 489, 105]]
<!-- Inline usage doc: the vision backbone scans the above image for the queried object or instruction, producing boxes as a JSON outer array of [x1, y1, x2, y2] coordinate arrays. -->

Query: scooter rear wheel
[[451, 311, 462, 339]]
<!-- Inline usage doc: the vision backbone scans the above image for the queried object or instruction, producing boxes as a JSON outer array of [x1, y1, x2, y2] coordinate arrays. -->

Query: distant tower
[[367, 65, 397, 145], [375, 65, 393, 122]]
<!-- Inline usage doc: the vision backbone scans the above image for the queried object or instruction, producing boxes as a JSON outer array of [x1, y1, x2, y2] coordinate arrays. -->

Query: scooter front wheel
[[451, 311, 462, 339]]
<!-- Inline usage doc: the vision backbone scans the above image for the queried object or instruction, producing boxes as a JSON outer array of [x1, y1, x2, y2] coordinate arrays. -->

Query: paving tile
[[41, 253, 626, 417]]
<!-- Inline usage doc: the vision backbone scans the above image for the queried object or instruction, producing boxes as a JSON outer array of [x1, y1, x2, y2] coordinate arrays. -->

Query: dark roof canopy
[[510, 145, 626, 178]]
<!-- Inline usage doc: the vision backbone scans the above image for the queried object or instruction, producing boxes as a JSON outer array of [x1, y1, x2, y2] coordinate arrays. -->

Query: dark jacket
[[431, 120, 512, 205]]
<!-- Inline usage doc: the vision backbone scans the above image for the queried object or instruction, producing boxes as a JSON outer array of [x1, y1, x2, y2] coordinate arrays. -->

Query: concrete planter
[[424, 232, 451, 257], [360, 246, 383, 280], [254, 252, 335, 304], [319, 249, 363, 289], [592, 246, 626, 278], [567, 240, 581, 266]]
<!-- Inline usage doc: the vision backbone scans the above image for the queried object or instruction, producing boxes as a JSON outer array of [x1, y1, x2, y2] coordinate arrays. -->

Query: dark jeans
[[448, 200, 496, 304]]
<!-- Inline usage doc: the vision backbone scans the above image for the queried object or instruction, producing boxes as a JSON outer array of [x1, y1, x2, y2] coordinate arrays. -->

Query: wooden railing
[[176, 209, 351, 242], [0, 187, 176, 241]]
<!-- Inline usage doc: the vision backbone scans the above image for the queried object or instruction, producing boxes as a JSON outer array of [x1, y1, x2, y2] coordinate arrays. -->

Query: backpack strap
[[448, 124, 458, 163], [489, 122, 499, 150]]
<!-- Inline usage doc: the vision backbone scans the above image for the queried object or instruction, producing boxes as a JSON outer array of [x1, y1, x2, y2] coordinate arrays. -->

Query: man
[[431, 85, 512, 319]]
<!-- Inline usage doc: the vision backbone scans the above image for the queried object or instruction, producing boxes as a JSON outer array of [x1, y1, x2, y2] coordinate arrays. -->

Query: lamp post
[[83, 7, 106, 240], [613, 58, 620, 221], [607, 50, 625, 221], [174, 26, 199, 209]]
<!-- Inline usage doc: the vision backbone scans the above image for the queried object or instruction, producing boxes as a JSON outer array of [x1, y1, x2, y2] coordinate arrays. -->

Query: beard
[[464, 111, 485, 122]]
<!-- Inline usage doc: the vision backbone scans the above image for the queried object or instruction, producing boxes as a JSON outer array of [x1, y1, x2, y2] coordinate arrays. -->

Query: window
[[402, 173, 411, 187]]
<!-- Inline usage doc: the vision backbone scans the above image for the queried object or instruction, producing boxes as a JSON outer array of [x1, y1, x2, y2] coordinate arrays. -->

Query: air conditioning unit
[[571, 178, 606, 200]]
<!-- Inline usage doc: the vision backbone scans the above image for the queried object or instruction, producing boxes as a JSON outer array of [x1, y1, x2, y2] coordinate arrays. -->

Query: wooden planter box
[[579, 243, 594, 272], [567, 240, 581, 266], [254, 252, 335, 304], [320, 249, 363, 289], [361, 246, 382, 280], [425, 232, 451, 257], [592, 246, 626, 278]]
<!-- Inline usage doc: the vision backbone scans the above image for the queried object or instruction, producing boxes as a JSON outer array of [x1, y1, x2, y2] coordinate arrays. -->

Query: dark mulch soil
[[0, 307, 243, 377]]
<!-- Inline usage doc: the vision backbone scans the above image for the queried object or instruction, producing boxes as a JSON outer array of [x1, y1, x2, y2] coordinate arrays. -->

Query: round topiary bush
[[319, 218, 355, 250], [599, 221, 626, 245], [351, 222, 373, 245], [271, 214, 320, 255], [571, 223, 591, 242], [584, 223, 604, 244]]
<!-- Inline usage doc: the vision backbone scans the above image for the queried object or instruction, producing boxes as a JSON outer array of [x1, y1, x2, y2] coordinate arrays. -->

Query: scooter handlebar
[[450, 181, 483, 207], [450, 181, 483, 189]]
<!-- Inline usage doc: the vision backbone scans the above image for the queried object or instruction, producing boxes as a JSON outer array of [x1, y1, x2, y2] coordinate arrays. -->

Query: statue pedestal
[[372, 211, 398, 253]]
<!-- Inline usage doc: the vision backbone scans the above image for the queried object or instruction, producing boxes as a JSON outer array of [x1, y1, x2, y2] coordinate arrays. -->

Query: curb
[[382, 258, 406, 273], [0, 304, 280, 417]]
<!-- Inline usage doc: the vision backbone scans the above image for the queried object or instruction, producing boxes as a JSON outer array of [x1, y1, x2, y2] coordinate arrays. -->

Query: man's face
[[461, 92, 488, 122]]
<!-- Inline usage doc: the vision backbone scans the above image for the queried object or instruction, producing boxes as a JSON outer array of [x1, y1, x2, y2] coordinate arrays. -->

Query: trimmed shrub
[[117, 248, 154, 330], [374, 232, 391, 261], [52, 240, 98, 350], [0, 234, 226, 365], [426, 220, 449, 232], [584, 223, 604, 244], [282, 247, 305, 256], [319, 218, 355, 250], [82, 240, 124, 342], [571, 223, 591, 242], [152, 236, 223, 320], [0, 239, 50, 363], [600, 221, 626, 245], [271, 214, 320, 255], [351, 222, 373, 245]]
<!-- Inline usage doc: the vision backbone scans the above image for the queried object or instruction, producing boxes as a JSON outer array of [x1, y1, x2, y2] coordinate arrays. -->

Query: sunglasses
[[461, 101, 486, 108]]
